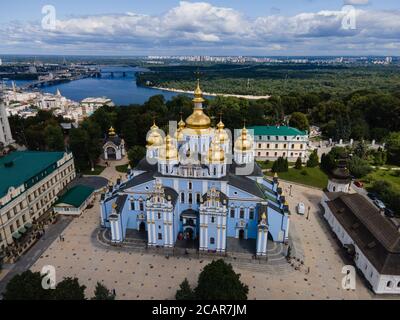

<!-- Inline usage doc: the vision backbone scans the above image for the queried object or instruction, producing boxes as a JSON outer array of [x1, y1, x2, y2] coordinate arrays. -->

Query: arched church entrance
[[106, 147, 117, 160], [239, 229, 245, 240], [184, 227, 194, 240], [139, 222, 146, 233]]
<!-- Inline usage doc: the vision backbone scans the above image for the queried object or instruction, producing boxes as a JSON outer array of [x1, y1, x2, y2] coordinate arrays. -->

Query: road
[[0, 216, 72, 297]]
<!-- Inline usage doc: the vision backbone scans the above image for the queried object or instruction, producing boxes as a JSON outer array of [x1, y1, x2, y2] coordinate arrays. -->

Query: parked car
[[297, 202, 305, 215], [373, 199, 386, 210], [384, 208, 395, 218], [367, 192, 378, 200], [354, 181, 364, 188]]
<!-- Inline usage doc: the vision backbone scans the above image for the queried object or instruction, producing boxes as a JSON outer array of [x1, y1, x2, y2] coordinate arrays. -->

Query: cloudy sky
[[1, 0, 399, 56]]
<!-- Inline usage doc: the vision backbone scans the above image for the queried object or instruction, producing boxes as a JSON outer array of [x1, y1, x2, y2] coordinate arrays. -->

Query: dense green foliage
[[137, 63, 400, 96], [2, 271, 117, 300], [369, 180, 400, 215], [3, 272, 86, 300], [295, 157, 303, 170], [289, 112, 310, 132], [2, 270, 53, 300], [92, 282, 116, 300], [175, 278, 195, 300], [272, 157, 289, 173], [128, 146, 146, 167], [175, 260, 248, 300], [197, 260, 248, 300], [307, 150, 320, 168]]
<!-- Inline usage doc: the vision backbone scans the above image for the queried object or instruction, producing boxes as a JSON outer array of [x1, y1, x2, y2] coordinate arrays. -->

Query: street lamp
[[306, 206, 311, 220]]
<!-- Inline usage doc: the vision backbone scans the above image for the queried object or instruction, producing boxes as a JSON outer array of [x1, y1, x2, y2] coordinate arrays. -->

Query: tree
[[2, 271, 53, 300], [272, 157, 288, 173], [386, 132, 400, 165], [92, 282, 115, 300], [175, 278, 195, 300], [320, 153, 336, 173], [307, 150, 319, 168], [294, 157, 302, 170], [353, 141, 368, 160], [348, 156, 372, 179], [194, 260, 248, 300], [289, 112, 310, 132], [45, 123, 64, 151], [53, 277, 86, 300], [128, 146, 146, 166]]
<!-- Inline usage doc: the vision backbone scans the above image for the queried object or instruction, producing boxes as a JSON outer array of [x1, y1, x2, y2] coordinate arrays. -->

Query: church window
[[130, 202, 135, 211], [284, 144, 287, 148], [258, 152, 261, 156], [196, 194, 201, 204], [267, 144, 270, 148], [386, 281, 393, 288], [397, 282, 400, 288], [188, 182, 192, 190], [158, 213, 161, 220], [210, 237, 215, 245], [181, 193, 185, 203], [139, 201, 144, 211], [213, 167, 217, 175], [249, 209, 255, 220], [211, 217, 215, 223], [230, 208, 235, 218], [158, 233, 162, 240], [189, 193, 193, 204], [240, 209, 245, 219], [275, 144, 278, 148], [300, 144, 304, 149], [258, 143, 261, 148]]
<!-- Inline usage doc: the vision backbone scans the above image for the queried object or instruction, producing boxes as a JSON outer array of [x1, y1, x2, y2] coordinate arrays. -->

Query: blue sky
[[0, 0, 399, 55]]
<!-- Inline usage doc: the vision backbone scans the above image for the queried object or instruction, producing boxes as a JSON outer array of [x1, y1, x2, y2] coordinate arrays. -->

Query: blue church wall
[[206, 217, 218, 251], [267, 207, 287, 242]]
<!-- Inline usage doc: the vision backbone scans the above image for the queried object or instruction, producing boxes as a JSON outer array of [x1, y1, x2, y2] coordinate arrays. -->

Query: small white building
[[321, 191, 400, 294], [103, 127, 125, 161]]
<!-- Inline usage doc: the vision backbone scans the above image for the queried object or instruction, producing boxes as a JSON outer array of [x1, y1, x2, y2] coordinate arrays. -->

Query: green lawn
[[81, 165, 106, 176], [116, 164, 129, 173], [265, 166, 328, 189], [362, 168, 400, 190]]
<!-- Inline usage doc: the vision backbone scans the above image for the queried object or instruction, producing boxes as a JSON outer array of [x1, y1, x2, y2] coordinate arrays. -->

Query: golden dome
[[186, 80, 211, 130], [208, 137, 225, 163], [109, 126, 116, 136], [178, 118, 186, 129], [234, 126, 253, 151], [147, 121, 163, 147], [174, 128, 185, 141], [193, 79, 205, 103], [215, 118, 229, 143], [261, 212, 267, 220], [159, 135, 178, 161]]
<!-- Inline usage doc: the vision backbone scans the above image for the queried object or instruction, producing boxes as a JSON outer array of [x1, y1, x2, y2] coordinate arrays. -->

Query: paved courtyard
[[30, 170, 378, 299]]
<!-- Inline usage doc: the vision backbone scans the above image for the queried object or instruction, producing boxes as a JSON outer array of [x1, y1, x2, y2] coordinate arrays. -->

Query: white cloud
[[344, 0, 369, 5], [0, 1, 399, 55]]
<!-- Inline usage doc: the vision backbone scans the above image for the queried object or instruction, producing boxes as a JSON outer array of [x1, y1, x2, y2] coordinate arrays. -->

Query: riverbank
[[152, 86, 271, 100]]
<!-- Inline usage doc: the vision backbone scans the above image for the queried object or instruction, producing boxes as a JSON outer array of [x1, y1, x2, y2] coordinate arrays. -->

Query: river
[[4, 66, 191, 105]]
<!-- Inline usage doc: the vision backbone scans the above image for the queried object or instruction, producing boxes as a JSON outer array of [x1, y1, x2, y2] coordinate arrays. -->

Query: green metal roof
[[0, 151, 66, 199], [248, 126, 307, 137], [55, 185, 94, 208]]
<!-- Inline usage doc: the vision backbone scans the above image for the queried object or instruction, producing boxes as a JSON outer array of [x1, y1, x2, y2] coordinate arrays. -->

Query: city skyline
[[0, 1, 399, 56]]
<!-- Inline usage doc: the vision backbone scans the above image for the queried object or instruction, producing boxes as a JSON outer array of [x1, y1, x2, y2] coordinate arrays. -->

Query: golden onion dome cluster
[[146, 122, 164, 147], [234, 126, 253, 151], [208, 137, 225, 163], [159, 135, 178, 161]]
